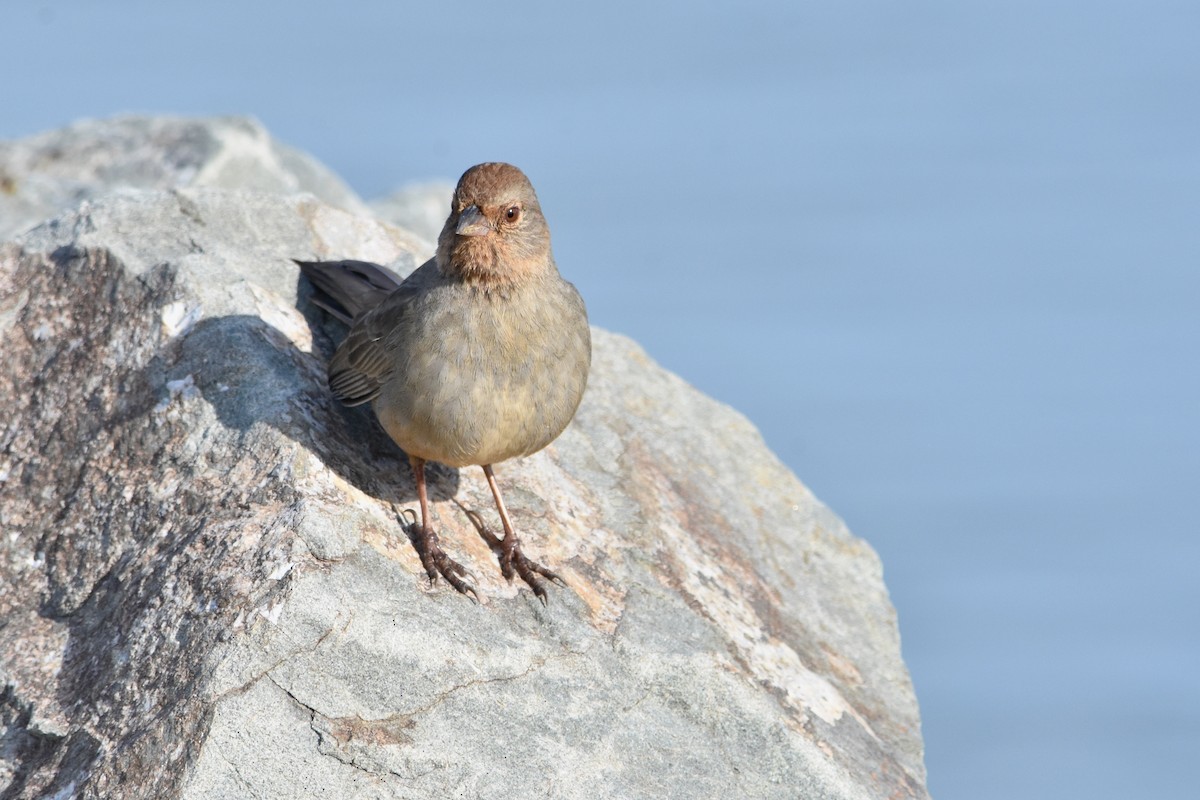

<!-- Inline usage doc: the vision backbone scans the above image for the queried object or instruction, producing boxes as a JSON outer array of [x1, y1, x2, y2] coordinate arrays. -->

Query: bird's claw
[[457, 505, 562, 603], [396, 506, 478, 601], [500, 538, 564, 604]]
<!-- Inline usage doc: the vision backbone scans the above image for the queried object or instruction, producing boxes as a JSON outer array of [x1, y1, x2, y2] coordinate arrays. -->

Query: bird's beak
[[455, 205, 491, 237]]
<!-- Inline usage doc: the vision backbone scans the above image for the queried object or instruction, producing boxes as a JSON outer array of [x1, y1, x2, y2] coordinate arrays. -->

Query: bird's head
[[436, 162, 554, 287]]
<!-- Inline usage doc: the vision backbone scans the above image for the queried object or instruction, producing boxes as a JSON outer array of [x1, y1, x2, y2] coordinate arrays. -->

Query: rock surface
[[0, 117, 929, 800], [0, 115, 370, 241], [369, 180, 456, 258]]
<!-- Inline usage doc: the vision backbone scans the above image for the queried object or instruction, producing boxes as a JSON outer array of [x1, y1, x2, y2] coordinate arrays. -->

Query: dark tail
[[294, 259, 404, 323]]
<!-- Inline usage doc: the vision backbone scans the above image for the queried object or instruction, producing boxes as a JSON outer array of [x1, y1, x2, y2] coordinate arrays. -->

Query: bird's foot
[[395, 507, 477, 601], [500, 537, 565, 605], [460, 506, 565, 604]]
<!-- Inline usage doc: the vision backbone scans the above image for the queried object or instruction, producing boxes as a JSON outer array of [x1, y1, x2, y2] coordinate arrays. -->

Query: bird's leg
[[404, 456, 476, 599], [482, 464, 564, 603]]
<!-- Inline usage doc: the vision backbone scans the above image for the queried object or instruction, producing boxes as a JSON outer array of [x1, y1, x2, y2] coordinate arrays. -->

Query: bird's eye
[[505, 205, 521, 222]]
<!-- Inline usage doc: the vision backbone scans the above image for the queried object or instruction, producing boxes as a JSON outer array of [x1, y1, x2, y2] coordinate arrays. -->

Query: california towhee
[[297, 162, 591, 601]]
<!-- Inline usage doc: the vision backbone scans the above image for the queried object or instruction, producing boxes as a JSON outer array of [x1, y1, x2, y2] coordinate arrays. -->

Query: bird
[[297, 162, 591, 602]]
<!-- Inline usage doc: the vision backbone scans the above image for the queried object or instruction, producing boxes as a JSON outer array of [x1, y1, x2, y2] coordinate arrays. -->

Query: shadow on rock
[[179, 312, 462, 508]]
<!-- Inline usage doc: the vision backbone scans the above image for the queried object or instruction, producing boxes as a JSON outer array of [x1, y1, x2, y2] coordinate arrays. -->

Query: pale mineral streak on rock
[[0, 116, 929, 800], [668, 515, 872, 733], [246, 281, 314, 354], [160, 299, 203, 339]]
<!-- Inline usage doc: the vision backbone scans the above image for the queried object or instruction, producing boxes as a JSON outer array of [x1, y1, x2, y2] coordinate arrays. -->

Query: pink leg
[[482, 464, 563, 603], [406, 456, 476, 599]]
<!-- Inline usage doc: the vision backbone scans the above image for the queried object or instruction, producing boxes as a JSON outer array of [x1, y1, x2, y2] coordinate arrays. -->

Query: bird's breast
[[374, 281, 590, 467]]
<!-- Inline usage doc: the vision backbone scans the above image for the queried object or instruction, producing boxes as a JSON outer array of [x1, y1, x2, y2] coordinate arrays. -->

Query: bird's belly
[[373, 312, 588, 467]]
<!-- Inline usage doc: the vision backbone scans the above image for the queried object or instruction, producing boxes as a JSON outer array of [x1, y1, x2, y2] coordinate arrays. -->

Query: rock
[[369, 180, 456, 259], [0, 115, 372, 240], [0, 117, 929, 800]]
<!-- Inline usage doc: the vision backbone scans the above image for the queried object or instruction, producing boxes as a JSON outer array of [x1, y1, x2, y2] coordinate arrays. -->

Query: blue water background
[[3, 2, 1197, 797]]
